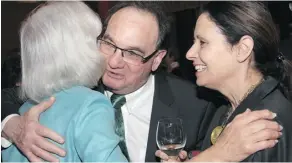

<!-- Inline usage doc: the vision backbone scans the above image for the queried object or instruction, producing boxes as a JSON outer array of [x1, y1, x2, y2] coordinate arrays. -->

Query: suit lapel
[[145, 72, 178, 162]]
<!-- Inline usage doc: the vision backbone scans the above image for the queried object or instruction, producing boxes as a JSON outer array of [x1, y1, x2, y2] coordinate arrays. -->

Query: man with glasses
[[97, 39, 159, 65], [92, 2, 216, 161], [1, 1, 282, 162]]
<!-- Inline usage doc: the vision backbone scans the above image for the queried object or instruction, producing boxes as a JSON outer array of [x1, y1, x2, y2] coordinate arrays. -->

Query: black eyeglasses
[[97, 38, 158, 65]]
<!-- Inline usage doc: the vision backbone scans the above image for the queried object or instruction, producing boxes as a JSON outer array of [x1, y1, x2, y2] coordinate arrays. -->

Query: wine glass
[[156, 117, 187, 160]]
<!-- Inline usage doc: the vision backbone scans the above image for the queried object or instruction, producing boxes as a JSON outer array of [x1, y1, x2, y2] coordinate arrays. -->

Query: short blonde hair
[[20, 1, 104, 102]]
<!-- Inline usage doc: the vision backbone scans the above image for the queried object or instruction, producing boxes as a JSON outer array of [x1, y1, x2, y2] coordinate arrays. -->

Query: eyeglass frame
[[96, 37, 158, 64]]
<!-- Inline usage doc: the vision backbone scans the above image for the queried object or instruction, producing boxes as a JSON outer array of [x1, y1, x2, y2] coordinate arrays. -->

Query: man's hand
[[212, 109, 282, 162], [2, 97, 66, 162]]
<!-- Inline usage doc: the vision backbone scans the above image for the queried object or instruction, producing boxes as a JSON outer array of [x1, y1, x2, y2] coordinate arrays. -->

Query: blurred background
[[2, 1, 292, 88]]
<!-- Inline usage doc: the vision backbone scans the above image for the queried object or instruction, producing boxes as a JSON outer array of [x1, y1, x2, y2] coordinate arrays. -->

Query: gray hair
[[20, 1, 104, 103], [103, 1, 171, 50]]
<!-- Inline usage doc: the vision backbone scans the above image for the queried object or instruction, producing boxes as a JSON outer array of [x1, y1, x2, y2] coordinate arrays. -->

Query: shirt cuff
[[1, 114, 19, 148]]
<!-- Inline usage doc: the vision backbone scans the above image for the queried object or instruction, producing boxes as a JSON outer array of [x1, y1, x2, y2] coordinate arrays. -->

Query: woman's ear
[[152, 50, 167, 71], [236, 35, 254, 63]]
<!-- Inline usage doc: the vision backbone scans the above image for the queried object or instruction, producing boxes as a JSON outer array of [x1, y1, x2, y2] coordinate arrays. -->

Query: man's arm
[[1, 97, 66, 162], [1, 88, 22, 121], [1, 114, 19, 148], [1, 88, 24, 147]]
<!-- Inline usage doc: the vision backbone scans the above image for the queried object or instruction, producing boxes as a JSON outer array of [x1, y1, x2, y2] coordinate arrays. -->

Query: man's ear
[[151, 50, 167, 71], [236, 35, 254, 63]]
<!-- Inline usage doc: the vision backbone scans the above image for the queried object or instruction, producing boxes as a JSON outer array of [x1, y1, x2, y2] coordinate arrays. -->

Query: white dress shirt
[[1, 114, 19, 148], [105, 74, 155, 162]]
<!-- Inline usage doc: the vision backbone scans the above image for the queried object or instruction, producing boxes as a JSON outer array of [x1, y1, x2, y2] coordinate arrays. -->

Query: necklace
[[210, 78, 265, 145]]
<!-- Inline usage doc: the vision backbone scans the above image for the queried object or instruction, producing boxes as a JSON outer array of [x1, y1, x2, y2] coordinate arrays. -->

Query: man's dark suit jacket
[[1, 87, 23, 120], [144, 71, 216, 162], [1, 71, 217, 162]]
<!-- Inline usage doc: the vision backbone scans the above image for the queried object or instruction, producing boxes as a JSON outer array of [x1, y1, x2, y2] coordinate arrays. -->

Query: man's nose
[[108, 49, 125, 68]]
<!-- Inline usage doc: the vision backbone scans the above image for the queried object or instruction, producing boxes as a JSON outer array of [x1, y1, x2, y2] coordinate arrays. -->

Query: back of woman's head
[[20, 2, 104, 102], [201, 1, 292, 100]]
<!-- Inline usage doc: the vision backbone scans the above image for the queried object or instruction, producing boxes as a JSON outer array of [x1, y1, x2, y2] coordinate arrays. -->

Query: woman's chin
[[196, 79, 205, 87], [196, 78, 212, 89]]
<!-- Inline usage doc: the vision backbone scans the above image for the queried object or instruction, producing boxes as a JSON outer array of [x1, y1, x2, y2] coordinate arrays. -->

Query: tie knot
[[110, 94, 126, 109]]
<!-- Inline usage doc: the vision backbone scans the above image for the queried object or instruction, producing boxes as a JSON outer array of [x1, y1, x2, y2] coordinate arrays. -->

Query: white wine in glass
[[156, 118, 187, 159]]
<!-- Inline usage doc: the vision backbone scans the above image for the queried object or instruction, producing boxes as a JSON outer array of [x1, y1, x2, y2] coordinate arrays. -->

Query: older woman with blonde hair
[[2, 1, 127, 162]]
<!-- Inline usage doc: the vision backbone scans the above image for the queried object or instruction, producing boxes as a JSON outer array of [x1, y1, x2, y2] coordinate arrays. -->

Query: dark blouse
[[201, 76, 292, 162]]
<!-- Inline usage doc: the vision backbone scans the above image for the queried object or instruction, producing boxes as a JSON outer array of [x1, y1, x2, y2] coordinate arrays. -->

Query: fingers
[[155, 150, 183, 162], [248, 140, 278, 154], [234, 109, 276, 125], [35, 136, 66, 157], [248, 120, 282, 134], [251, 129, 282, 143], [31, 144, 59, 162], [242, 108, 252, 115], [235, 108, 251, 117], [35, 124, 66, 157], [26, 151, 43, 162], [178, 150, 188, 160], [29, 97, 55, 120], [36, 125, 65, 144], [12, 115, 66, 161], [155, 150, 169, 160]]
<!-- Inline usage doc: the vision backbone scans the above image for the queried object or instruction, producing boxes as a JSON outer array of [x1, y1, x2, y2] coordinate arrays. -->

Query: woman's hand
[[212, 109, 282, 162], [155, 109, 281, 162], [155, 150, 188, 162]]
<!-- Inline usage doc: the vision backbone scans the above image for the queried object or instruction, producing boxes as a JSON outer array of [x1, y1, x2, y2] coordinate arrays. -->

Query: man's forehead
[[111, 6, 153, 19], [105, 7, 159, 52], [103, 33, 145, 54], [107, 7, 158, 34]]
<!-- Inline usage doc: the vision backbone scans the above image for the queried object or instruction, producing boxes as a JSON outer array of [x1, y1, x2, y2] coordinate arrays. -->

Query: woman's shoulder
[[70, 86, 112, 107], [248, 89, 292, 162], [57, 86, 109, 102], [39, 86, 112, 114], [260, 88, 292, 112], [64, 86, 111, 106], [61, 86, 103, 96], [56, 86, 114, 121], [259, 88, 292, 129]]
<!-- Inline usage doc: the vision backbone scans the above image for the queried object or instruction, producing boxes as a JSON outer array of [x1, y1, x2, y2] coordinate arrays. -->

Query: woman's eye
[[200, 40, 205, 45]]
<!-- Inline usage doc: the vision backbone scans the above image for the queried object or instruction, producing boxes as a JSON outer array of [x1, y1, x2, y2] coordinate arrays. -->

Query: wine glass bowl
[[156, 118, 186, 159]]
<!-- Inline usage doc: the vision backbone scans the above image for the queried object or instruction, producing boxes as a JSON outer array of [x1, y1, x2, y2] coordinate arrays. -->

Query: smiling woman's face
[[186, 13, 240, 90]]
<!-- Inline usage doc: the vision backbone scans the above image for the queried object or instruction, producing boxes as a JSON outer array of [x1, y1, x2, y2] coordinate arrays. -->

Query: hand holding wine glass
[[155, 149, 188, 162], [156, 118, 187, 161]]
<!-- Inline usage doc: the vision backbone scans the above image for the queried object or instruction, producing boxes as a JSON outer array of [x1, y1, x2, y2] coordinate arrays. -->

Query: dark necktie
[[110, 94, 130, 160]]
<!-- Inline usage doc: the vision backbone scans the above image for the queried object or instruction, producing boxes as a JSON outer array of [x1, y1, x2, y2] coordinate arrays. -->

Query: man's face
[[101, 7, 166, 94]]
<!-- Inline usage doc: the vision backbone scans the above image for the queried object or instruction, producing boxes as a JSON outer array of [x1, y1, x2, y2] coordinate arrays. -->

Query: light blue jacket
[[2, 86, 127, 162]]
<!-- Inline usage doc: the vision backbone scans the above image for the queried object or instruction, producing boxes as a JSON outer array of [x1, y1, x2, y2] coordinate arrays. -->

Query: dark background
[[2, 1, 291, 85]]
